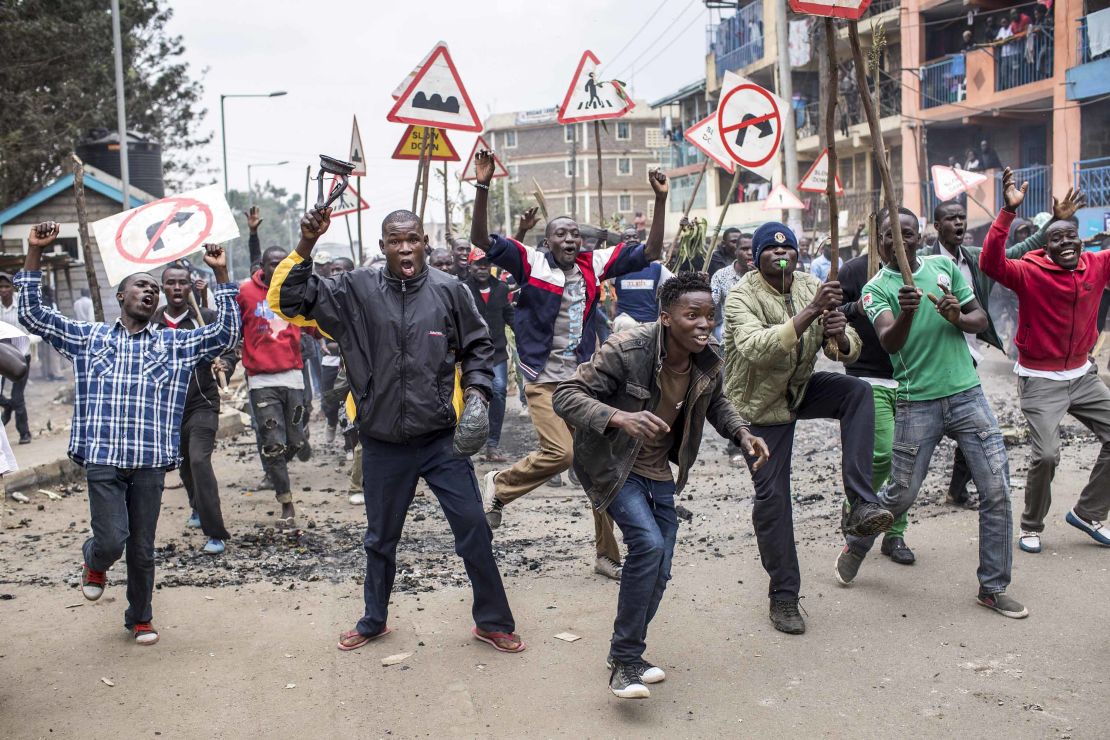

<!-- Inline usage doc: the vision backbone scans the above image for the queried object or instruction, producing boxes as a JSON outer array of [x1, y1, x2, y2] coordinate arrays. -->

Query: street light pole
[[247, 161, 289, 206], [110, 0, 130, 210]]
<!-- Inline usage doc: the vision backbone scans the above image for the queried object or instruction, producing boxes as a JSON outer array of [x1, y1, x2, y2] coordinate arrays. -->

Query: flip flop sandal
[[337, 626, 392, 652], [471, 626, 525, 653]]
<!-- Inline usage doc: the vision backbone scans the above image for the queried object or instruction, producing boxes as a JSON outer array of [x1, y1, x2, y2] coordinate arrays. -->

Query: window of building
[[565, 195, 575, 214], [617, 157, 631, 176], [645, 128, 667, 149], [619, 194, 632, 212], [616, 121, 631, 140], [565, 159, 577, 177], [564, 125, 577, 143], [504, 130, 517, 148]]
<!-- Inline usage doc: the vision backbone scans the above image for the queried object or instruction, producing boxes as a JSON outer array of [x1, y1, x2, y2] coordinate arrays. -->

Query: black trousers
[[180, 407, 229, 540], [0, 353, 31, 437], [355, 430, 515, 637], [745, 372, 877, 601]]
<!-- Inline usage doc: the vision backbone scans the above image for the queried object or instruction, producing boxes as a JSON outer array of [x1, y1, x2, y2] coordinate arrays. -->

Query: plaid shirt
[[15, 271, 241, 469]]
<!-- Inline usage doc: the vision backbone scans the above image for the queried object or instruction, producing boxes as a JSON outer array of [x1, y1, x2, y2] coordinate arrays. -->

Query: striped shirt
[[15, 271, 240, 468]]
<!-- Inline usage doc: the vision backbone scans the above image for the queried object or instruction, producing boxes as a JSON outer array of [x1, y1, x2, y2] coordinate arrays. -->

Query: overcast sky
[[169, 0, 710, 225]]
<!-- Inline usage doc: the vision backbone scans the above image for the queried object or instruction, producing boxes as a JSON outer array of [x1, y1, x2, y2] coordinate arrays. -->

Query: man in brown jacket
[[553, 272, 768, 700]]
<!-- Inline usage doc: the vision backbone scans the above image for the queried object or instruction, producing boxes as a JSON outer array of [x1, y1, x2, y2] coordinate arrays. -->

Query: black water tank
[[76, 129, 165, 198]]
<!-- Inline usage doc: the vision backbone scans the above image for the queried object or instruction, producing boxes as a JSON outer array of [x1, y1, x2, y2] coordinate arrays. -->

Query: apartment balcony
[[1066, 16, 1110, 101], [920, 55, 965, 109], [796, 77, 900, 152], [707, 1, 764, 76], [1075, 158, 1110, 208], [659, 140, 707, 173], [799, 187, 902, 236], [994, 31, 1054, 92], [995, 164, 1052, 215]]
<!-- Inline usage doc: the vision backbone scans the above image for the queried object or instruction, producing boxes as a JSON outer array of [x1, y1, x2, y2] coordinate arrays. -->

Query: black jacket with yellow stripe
[[269, 253, 493, 444]]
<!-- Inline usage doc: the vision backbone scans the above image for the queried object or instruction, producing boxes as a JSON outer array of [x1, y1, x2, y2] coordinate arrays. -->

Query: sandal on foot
[[276, 517, 296, 530], [337, 626, 391, 652], [472, 626, 525, 653]]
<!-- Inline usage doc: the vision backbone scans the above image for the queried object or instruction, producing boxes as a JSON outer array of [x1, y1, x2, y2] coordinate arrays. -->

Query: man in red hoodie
[[237, 245, 307, 526], [979, 172, 1109, 553]]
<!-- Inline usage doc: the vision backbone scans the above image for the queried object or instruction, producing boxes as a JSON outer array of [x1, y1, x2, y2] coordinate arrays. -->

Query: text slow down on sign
[[90, 184, 240, 287]]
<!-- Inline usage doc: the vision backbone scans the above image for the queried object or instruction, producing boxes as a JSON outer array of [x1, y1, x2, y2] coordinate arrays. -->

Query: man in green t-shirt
[[835, 205, 1028, 620]]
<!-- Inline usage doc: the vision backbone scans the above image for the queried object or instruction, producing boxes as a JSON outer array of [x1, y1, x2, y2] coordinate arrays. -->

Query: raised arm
[[177, 244, 241, 361], [513, 206, 540, 243], [979, 167, 1030, 289], [16, 222, 92, 358], [270, 207, 345, 338], [245, 206, 263, 268], [643, 170, 669, 262], [469, 150, 496, 250]]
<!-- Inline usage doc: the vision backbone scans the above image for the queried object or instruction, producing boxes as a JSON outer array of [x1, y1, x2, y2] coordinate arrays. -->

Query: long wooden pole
[[442, 162, 451, 240], [413, 128, 431, 212], [594, 120, 604, 226], [707, 168, 742, 260], [418, 128, 433, 223], [666, 160, 709, 265], [824, 17, 841, 283], [356, 176, 364, 265], [848, 22, 914, 286], [186, 291, 228, 391], [70, 155, 104, 322]]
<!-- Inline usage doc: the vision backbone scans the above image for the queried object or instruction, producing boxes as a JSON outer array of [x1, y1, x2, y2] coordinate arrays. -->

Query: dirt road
[[1, 359, 1107, 738]]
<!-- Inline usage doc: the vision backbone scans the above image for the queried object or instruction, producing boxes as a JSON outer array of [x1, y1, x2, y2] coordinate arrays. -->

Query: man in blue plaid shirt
[[17, 222, 241, 646]]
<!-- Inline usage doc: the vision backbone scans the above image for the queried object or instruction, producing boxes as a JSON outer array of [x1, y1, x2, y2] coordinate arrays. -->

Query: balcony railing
[[708, 2, 764, 74], [866, 0, 899, 16], [994, 29, 1053, 91], [920, 55, 965, 109], [800, 188, 901, 235], [660, 140, 706, 171], [1078, 16, 1110, 65], [1075, 157, 1110, 208], [798, 77, 901, 138], [668, 171, 707, 213], [995, 165, 1052, 214]]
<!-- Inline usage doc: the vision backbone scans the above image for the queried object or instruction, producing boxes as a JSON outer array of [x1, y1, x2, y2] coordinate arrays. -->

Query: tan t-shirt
[[631, 361, 691, 481]]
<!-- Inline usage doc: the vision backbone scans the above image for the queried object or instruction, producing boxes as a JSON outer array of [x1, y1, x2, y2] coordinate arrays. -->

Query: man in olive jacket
[[553, 272, 768, 699], [723, 222, 893, 636]]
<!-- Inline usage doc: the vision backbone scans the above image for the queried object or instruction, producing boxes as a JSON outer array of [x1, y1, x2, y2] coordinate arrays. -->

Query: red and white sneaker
[[131, 622, 159, 646], [81, 564, 106, 601]]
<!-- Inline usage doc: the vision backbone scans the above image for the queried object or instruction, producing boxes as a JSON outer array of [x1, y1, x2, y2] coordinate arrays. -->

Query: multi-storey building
[[480, 102, 672, 240]]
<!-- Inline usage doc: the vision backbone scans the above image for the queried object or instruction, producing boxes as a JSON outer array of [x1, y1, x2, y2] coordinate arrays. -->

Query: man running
[[724, 221, 893, 635], [153, 262, 237, 555], [978, 176, 1109, 551], [837, 194, 1027, 619], [554, 272, 768, 699], [271, 205, 523, 654], [17, 222, 239, 645], [469, 149, 670, 581]]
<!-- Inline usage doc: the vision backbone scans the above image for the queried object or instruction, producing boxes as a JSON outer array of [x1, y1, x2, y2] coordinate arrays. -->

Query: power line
[[614, 7, 706, 81], [612, 0, 700, 80], [606, 0, 671, 71]]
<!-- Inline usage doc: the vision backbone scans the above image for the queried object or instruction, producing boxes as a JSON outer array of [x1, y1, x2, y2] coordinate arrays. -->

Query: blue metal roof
[[0, 173, 148, 228]]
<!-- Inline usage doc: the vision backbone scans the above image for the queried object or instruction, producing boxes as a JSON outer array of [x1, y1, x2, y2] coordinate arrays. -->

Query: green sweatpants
[[871, 384, 908, 538]]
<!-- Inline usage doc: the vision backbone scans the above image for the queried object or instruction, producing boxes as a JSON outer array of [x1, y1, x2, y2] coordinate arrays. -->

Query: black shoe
[[295, 440, 312, 462], [608, 659, 650, 699], [18, 433, 31, 445], [568, 467, 580, 486], [606, 656, 665, 684], [946, 489, 978, 510], [881, 535, 916, 565], [768, 598, 806, 635], [844, 501, 894, 537], [0, 408, 10, 426]]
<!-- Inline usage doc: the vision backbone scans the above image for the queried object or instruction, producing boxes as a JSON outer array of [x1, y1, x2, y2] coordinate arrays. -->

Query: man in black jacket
[[464, 253, 514, 462], [153, 262, 237, 555], [271, 206, 524, 655]]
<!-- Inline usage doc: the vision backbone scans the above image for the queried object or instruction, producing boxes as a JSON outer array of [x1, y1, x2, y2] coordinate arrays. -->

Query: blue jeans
[[84, 464, 167, 627], [487, 360, 508, 448], [847, 386, 1013, 594], [606, 474, 678, 663]]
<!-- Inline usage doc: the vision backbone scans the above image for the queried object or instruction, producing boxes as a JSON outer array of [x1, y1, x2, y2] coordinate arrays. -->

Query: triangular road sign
[[761, 184, 806, 211], [558, 50, 635, 124], [325, 177, 370, 218], [931, 165, 989, 201], [798, 149, 844, 195], [788, 1, 873, 22], [460, 136, 509, 181], [684, 112, 734, 174], [391, 126, 460, 162], [349, 116, 366, 177], [387, 44, 481, 132], [393, 41, 447, 100]]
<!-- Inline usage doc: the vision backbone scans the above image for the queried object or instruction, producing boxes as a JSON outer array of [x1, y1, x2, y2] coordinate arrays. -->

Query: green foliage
[[225, 181, 302, 277], [0, 0, 210, 206]]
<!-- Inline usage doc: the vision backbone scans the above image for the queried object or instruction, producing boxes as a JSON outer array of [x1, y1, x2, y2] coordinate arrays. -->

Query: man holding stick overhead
[[469, 149, 670, 582], [17, 222, 240, 646]]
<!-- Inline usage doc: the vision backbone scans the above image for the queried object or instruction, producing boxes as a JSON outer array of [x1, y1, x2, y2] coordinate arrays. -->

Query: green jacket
[[723, 270, 862, 426], [918, 221, 1047, 351]]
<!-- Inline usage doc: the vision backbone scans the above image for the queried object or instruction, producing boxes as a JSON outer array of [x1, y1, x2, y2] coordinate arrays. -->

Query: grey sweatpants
[[1019, 366, 1110, 532]]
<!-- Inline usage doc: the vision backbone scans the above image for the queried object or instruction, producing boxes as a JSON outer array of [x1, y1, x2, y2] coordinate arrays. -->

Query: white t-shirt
[[247, 368, 306, 391], [1014, 361, 1091, 381]]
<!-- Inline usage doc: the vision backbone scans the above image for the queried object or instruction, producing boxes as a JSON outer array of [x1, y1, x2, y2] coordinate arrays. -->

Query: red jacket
[[979, 209, 1110, 371], [236, 270, 303, 376]]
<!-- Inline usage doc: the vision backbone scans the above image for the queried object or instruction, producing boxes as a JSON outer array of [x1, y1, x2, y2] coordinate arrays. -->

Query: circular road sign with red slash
[[716, 82, 783, 173], [114, 197, 214, 265]]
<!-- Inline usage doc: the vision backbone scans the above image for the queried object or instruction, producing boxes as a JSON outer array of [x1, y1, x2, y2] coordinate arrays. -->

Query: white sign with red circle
[[715, 72, 786, 181], [91, 184, 239, 287]]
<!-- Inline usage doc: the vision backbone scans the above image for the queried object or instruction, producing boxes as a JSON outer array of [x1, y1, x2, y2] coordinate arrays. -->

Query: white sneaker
[[594, 555, 622, 581], [1018, 530, 1041, 553], [607, 656, 665, 684], [482, 470, 500, 513], [345, 450, 354, 462], [348, 492, 364, 505]]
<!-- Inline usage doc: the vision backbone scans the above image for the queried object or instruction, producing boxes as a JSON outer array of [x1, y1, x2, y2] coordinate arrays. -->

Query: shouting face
[[381, 218, 428, 279], [117, 273, 160, 323], [161, 266, 192, 312], [934, 202, 967, 250], [545, 217, 583, 270]]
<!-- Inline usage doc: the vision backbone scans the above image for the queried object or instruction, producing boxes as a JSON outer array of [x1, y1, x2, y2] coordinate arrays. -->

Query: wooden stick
[[707, 168, 742, 262], [418, 128, 433, 223], [594, 120, 604, 226], [848, 22, 914, 287], [356, 176, 364, 265], [665, 160, 709, 266], [531, 177, 549, 220], [442, 162, 451, 240], [185, 290, 228, 391], [412, 128, 430, 212], [70, 155, 104, 322], [824, 17, 841, 284]]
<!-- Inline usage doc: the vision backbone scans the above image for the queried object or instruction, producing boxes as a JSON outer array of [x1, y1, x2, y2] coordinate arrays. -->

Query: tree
[[0, 0, 210, 206], [224, 181, 302, 278]]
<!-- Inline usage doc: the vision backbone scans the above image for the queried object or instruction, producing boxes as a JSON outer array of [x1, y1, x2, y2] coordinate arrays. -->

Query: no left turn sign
[[715, 73, 786, 180]]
